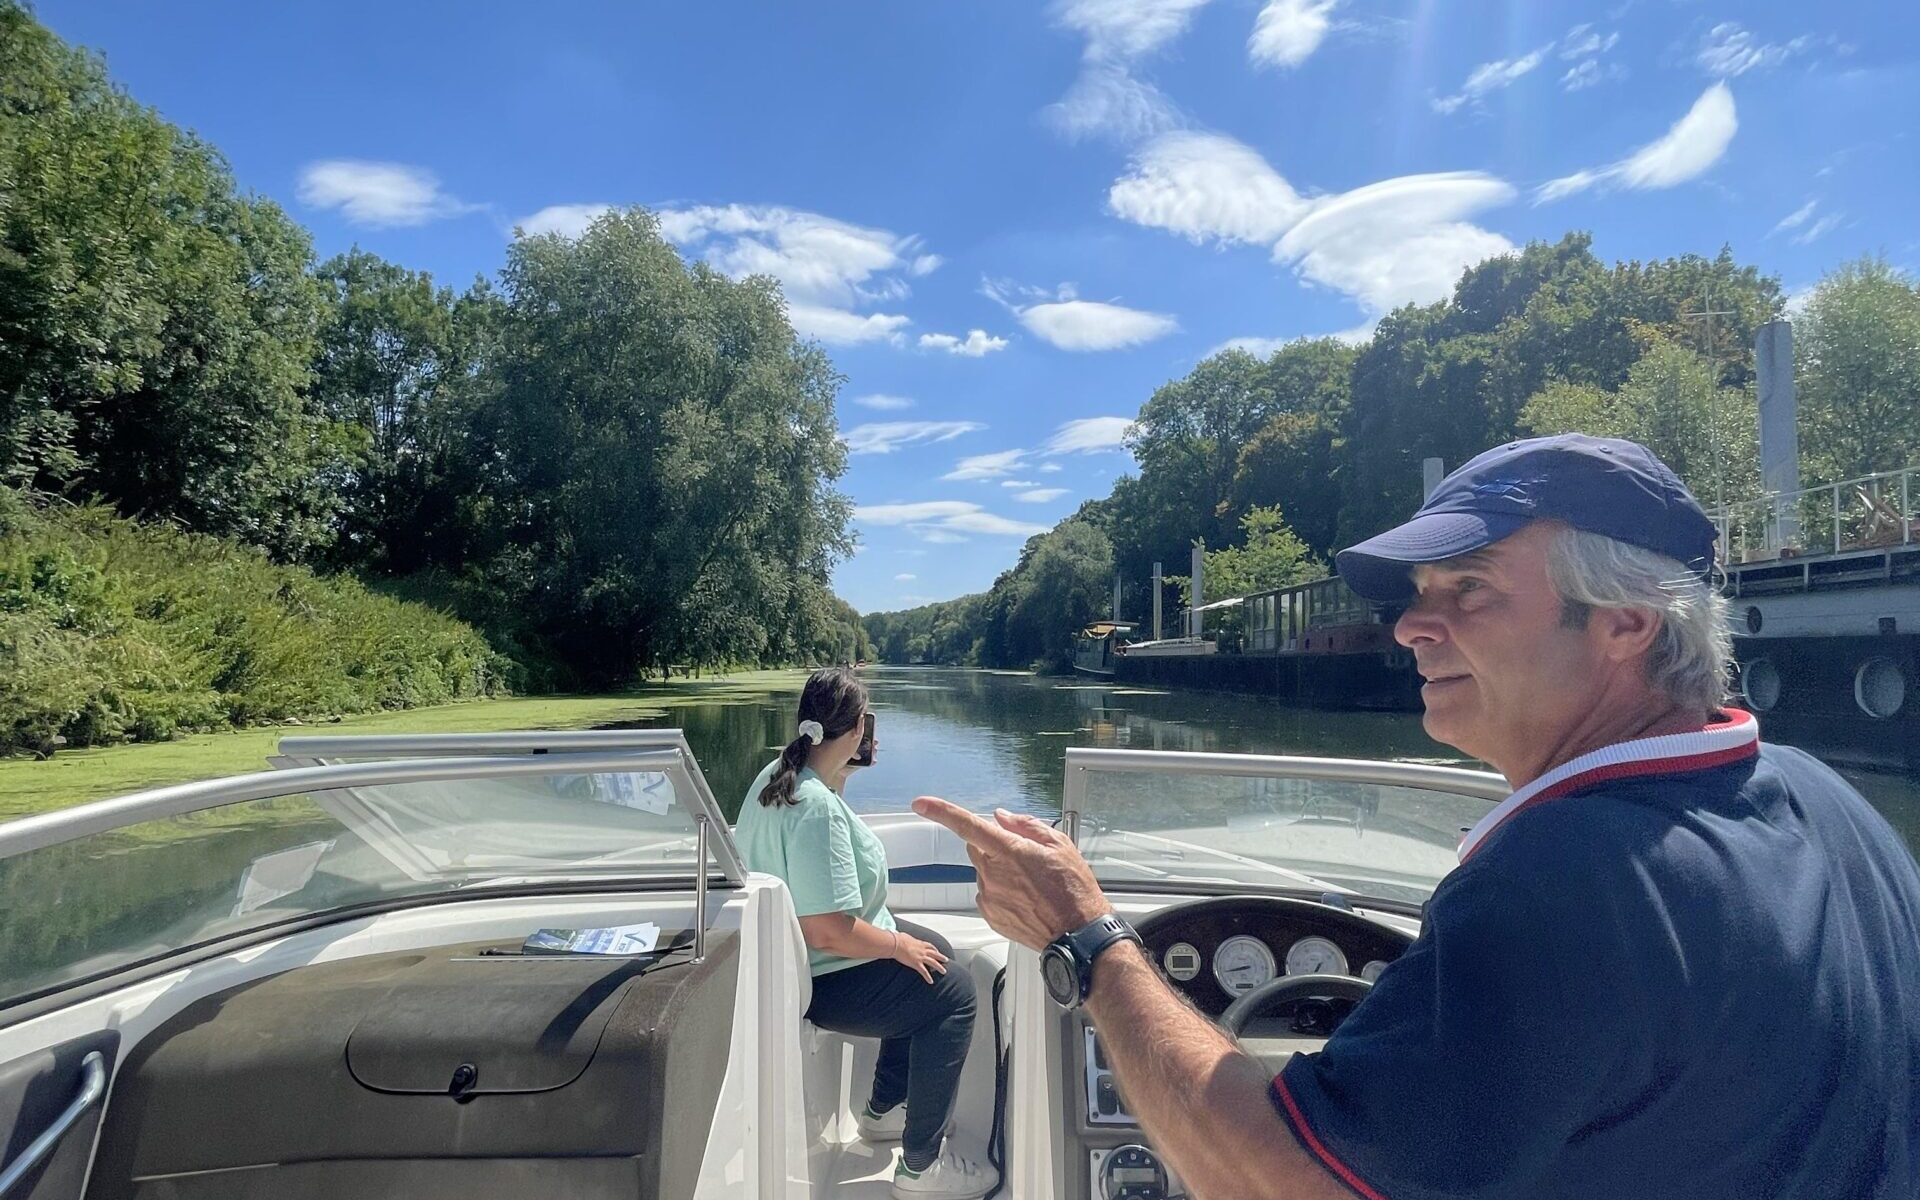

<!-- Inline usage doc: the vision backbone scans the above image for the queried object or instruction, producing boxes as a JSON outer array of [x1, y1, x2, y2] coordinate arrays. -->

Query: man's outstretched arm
[[910, 797, 1352, 1200]]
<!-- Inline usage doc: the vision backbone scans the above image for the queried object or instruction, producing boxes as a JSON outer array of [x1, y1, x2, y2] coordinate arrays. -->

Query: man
[[916, 434, 1920, 1199]]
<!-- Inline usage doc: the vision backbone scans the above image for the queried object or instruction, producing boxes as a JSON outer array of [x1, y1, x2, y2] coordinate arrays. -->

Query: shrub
[[0, 490, 511, 755]]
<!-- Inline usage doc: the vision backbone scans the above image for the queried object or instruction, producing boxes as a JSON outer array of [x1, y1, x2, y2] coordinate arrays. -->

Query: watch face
[[1042, 948, 1078, 1005]]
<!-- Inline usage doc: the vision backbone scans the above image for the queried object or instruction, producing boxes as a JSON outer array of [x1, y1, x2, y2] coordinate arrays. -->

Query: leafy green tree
[[1226, 339, 1356, 556], [1522, 333, 1759, 509], [1168, 506, 1321, 606], [1005, 520, 1116, 671], [467, 208, 851, 684], [1794, 257, 1920, 485], [0, 3, 344, 558]]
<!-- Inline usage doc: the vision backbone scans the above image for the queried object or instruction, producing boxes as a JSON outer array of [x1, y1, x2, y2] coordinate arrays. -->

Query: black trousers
[[804, 920, 977, 1168]]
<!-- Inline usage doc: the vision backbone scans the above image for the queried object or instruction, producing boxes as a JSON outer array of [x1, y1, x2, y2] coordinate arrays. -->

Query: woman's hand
[[890, 930, 950, 984]]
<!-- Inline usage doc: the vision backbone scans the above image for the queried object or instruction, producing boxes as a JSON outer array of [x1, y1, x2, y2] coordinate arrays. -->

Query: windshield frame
[[0, 750, 743, 1021], [1061, 748, 1507, 905]]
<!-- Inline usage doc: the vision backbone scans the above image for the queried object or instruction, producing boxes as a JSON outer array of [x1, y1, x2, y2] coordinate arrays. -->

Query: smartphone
[[851, 713, 876, 767]]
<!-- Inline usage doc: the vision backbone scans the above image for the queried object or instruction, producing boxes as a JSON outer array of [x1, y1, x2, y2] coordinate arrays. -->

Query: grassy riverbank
[[0, 669, 810, 822]]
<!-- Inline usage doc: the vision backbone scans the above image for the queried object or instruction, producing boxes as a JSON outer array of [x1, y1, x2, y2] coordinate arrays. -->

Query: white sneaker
[[892, 1147, 998, 1200], [856, 1102, 905, 1142]]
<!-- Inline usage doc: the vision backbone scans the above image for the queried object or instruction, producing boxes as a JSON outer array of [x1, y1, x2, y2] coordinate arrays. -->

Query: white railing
[[1709, 464, 1918, 564]]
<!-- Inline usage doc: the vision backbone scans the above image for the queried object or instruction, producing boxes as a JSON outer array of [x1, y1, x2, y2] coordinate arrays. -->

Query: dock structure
[[1101, 318, 1920, 770]]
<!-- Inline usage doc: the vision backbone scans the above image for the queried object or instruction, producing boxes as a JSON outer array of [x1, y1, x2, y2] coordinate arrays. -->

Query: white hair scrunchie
[[797, 719, 825, 745]]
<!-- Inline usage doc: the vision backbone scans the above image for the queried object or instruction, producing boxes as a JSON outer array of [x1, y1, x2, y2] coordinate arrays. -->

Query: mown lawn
[[0, 670, 810, 822]]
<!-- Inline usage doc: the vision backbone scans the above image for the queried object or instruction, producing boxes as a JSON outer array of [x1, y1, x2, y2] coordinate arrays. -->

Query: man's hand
[[911, 797, 1110, 949]]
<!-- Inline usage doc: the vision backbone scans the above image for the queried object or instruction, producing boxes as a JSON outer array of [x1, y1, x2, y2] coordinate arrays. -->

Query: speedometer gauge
[[1212, 935, 1276, 995], [1284, 936, 1349, 977]]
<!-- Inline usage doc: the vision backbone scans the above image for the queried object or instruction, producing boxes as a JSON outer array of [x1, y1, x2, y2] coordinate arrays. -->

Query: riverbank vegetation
[[1, 4, 866, 755], [865, 245, 1920, 667]]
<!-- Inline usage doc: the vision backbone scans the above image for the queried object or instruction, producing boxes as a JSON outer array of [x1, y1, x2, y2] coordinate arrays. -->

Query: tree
[[1226, 338, 1356, 556], [1522, 333, 1759, 509], [465, 208, 852, 684], [1795, 257, 1920, 485], [0, 3, 345, 559], [1005, 520, 1115, 671]]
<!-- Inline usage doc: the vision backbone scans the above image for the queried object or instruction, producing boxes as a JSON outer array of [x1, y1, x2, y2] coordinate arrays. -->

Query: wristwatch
[[1041, 913, 1142, 1008]]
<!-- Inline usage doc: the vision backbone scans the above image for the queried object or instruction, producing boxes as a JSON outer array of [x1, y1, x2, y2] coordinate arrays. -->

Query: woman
[[735, 668, 995, 1200]]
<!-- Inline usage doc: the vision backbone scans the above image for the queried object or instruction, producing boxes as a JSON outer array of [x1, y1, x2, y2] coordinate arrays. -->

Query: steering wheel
[[1219, 973, 1372, 1039]]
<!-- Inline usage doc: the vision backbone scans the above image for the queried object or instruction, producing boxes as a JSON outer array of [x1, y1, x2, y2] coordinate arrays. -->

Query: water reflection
[[613, 667, 1920, 856]]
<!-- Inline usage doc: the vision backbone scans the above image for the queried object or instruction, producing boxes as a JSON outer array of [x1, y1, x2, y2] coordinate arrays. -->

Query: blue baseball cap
[[1335, 433, 1718, 604]]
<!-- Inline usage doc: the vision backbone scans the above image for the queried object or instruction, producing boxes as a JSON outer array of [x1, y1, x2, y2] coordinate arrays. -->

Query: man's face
[[1395, 523, 1603, 778]]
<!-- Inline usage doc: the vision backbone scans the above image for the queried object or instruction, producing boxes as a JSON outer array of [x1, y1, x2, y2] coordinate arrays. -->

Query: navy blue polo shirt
[[1274, 711, 1920, 1199]]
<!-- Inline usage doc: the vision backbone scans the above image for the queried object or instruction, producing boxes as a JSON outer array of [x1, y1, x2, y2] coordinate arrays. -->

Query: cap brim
[[1335, 510, 1533, 603]]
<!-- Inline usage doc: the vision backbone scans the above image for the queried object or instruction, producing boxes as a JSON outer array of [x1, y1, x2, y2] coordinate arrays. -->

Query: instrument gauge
[[1163, 942, 1203, 982], [1284, 936, 1349, 977], [1361, 959, 1390, 984], [1211, 935, 1277, 995]]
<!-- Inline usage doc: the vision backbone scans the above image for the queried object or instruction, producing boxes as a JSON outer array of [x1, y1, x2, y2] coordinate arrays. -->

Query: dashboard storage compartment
[[86, 933, 738, 1200]]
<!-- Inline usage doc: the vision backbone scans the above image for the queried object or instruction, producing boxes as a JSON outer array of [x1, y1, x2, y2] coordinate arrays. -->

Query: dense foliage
[[0, 490, 506, 755], [0, 2, 867, 743], [867, 240, 1920, 667]]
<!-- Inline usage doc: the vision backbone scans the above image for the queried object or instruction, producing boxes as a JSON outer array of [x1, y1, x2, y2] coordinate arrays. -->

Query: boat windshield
[[1066, 751, 1504, 907], [0, 754, 734, 1015]]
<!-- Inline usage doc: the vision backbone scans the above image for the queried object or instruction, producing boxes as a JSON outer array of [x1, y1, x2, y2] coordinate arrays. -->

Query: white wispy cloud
[[895, 573, 917, 581], [1431, 46, 1552, 114], [656, 204, 935, 347], [1019, 299, 1179, 351], [1039, 463, 1065, 473], [1053, 0, 1212, 60], [1045, 62, 1186, 143], [843, 421, 985, 455], [516, 203, 614, 239], [1001, 479, 1041, 488], [1108, 131, 1308, 245], [984, 282, 1177, 351], [1044, 0, 1207, 142], [854, 499, 1049, 540], [1560, 25, 1619, 59], [1045, 416, 1137, 454], [1109, 132, 1515, 319], [1697, 22, 1810, 78], [920, 330, 1010, 357], [1770, 200, 1819, 237], [1208, 320, 1377, 358], [791, 306, 913, 346], [853, 394, 915, 411], [1561, 60, 1627, 91], [1536, 83, 1737, 203], [297, 160, 478, 227], [1794, 213, 1844, 246], [1248, 0, 1339, 69], [1016, 488, 1071, 503], [945, 449, 1032, 481]]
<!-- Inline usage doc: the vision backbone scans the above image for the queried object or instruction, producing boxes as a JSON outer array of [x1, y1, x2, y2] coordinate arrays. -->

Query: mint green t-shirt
[[734, 760, 898, 976]]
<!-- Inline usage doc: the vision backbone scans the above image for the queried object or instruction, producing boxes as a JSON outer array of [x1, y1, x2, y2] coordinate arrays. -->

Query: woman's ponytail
[[758, 667, 869, 807], [760, 735, 814, 807]]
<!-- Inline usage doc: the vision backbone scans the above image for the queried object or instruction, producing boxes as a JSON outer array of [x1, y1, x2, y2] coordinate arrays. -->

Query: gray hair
[[1544, 526, 1732, 714]]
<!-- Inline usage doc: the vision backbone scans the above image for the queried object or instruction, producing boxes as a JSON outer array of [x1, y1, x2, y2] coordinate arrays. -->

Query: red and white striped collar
[[1457, 709, 1761, 864]]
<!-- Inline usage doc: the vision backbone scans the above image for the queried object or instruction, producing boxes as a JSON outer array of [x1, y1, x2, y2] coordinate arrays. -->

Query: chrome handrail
[[0, 1050, 106, 1197], [0, 752, 744, 882]]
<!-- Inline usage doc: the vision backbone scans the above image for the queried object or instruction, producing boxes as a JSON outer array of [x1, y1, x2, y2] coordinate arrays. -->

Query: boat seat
[[797, 910, 1010, 1194]]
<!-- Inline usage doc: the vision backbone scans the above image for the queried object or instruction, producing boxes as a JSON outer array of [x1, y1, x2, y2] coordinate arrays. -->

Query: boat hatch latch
[[448, 1062, 479, 1102]]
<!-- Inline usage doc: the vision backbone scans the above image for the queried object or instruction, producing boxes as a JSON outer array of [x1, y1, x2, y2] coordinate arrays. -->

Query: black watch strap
[[1065, 913, 1140, 1001]]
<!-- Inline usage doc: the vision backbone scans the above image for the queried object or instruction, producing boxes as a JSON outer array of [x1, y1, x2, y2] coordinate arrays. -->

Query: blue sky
[[38, 0, 1919, 614]]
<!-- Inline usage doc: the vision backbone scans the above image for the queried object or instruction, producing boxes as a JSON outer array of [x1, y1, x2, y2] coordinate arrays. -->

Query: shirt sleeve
[[1272, 860, 1631, 1200], [781, 793, 864, 918]]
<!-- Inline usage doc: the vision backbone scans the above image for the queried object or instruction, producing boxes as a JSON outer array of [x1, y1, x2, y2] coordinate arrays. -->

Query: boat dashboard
[[1058, 893, 1416, 1200]]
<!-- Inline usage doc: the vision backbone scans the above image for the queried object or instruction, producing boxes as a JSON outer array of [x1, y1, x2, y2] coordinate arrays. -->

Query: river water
[[627, 667, 1920, 854]]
